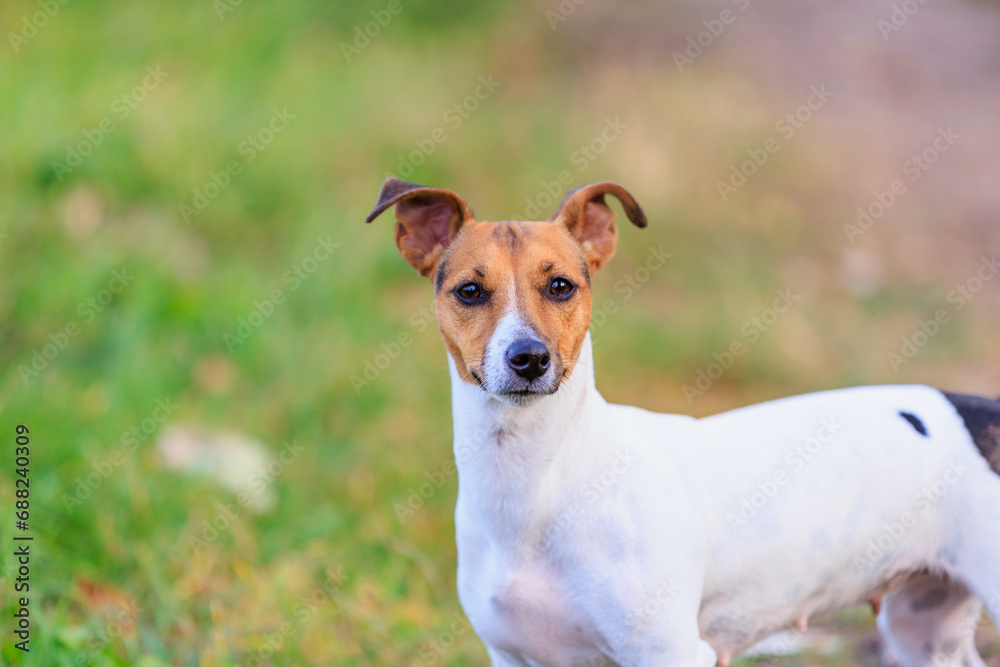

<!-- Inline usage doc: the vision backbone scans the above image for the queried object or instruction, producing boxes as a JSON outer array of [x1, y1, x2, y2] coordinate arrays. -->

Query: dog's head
[[366, 178, 646, 406]]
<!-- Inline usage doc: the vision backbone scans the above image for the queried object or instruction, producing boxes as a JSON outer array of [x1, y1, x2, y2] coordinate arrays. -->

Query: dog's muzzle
[[480, 337, 561, 405]]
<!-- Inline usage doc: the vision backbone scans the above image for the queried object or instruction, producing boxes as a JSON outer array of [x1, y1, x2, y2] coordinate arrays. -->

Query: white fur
[[449, 333, 1000, 666], [485, 309, 528, 383], [480, 293, 562, 406]]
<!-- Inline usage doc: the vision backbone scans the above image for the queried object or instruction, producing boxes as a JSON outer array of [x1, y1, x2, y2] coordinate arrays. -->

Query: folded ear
[[548, 181, 647, 272], [366, 178, 474, 276]]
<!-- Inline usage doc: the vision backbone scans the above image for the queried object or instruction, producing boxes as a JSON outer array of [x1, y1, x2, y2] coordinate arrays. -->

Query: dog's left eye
[[455, 282, 485, 303], [548, 277, 575, 298]]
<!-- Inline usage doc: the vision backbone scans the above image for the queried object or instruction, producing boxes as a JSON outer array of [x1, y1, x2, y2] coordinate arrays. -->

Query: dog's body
[[368, 178, 1000, 666], [451, 348, 1000, 666]]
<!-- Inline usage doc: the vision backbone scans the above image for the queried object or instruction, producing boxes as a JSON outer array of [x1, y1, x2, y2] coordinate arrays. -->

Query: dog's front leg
[[591, 579, 717, 667], [609, 627, 717, 667]]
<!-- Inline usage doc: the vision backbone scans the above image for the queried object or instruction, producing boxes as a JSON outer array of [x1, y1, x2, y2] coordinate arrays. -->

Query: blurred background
[[1, 0, 999, 664]]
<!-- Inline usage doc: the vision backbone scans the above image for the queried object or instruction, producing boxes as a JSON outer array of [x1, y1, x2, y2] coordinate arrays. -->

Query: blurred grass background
[[1, 0, 1000, 664]]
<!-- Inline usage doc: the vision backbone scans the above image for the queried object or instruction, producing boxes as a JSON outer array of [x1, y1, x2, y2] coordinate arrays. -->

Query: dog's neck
[[448, 332, 603, 544]]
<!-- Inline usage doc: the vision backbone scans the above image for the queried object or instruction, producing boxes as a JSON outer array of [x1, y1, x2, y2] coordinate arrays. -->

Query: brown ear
[[366, 178, 474, 276], [548, 181, 647, 272]]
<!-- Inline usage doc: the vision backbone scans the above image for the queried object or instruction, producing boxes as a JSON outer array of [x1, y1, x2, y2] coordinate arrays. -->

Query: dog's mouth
[[495, 387, 554, 407], [498, 388, 553, 401], [471, 369, 560, 405]]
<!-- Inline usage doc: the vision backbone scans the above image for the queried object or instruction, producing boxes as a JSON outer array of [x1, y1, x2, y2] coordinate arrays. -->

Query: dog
[[367, 177, 1000, 667]]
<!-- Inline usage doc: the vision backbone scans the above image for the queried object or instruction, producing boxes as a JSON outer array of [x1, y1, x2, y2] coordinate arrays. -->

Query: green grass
[[1, 0, 999, 665]]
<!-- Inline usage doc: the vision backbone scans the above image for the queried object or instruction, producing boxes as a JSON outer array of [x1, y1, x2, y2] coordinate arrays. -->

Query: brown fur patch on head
[[367, 179, 648, 396], [434, 220, 593, 387]]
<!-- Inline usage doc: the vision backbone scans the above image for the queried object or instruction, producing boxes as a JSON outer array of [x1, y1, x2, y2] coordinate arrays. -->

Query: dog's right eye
[[455, 282, 485, 303]]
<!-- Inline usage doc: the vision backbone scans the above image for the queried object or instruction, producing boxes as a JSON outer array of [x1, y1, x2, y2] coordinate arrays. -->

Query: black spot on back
[[899, 411, 928, 436], [943, 391, 1000, 474]]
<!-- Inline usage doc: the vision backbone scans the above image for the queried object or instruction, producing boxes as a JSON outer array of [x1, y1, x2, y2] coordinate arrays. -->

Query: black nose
[[506, 340, 551, 381]]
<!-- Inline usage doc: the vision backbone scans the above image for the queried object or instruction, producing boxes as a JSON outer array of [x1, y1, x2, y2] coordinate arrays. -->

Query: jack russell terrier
[[366, 178, 1000, 667]]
